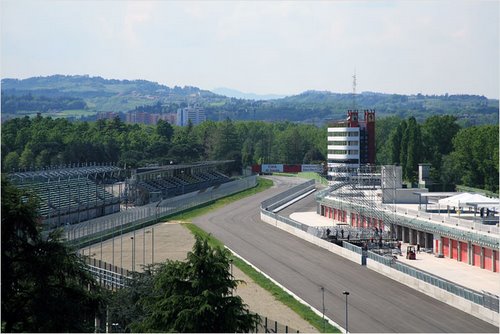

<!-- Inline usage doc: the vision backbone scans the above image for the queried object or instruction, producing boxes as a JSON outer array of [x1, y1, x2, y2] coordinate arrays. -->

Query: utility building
[[327, 110, 376, 179]]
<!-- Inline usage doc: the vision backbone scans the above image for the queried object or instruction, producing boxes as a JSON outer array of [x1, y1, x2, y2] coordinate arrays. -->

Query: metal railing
[[342, 241, 363, 255], [253, 313, 300, 333], [84, 257, 131, 289], [321, 197, 499, 249], [367, 250, 499, 312], [383, 204, 500, 235], [64, 176, 257, 245]]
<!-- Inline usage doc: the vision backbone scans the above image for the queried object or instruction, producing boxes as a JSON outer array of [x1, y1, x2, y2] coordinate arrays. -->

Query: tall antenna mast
[[352, 70, 357, 110]]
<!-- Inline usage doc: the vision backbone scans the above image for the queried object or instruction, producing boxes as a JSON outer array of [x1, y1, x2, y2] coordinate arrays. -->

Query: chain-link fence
[[63, 176, 257, 246]]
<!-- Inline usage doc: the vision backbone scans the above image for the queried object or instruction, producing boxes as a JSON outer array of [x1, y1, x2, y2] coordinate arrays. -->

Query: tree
[[156, 119, 174, 142], [376, 116, 401, 165], [421, 115, 460, 165], [1, 178, 103, 332], [19, 147, 35, 170], [448, 125, 499, 192], [405, 117, 422, 183], [3, 151, 20, 172], [398, 120, 408, 174], [119, 236, 259, 333]]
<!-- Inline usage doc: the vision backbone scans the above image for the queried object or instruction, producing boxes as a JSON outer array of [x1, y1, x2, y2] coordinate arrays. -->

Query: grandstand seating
[[15, 177, 118, 221], [137, 171, 230, 199]]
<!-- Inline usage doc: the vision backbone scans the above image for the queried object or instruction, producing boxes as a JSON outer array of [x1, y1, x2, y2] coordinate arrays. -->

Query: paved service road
[[194, 176, 498, 333]]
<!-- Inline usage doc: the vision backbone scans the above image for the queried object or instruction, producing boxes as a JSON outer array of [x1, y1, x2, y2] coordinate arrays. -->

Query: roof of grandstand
[[9, 164, 122, 183]]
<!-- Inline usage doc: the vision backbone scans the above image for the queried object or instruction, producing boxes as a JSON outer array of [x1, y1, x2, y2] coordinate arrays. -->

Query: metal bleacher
[[137, 171, 230, 199], [9, 165, 122, 226]]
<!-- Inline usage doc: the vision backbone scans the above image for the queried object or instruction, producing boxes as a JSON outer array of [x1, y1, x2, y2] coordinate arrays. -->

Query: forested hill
[[1, 75, 216, 98], [1, 75, 498, 125]]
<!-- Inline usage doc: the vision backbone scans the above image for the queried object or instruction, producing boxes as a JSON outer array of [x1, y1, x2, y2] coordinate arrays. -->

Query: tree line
[[1, 114, 497, 192], [376, 115, 498, 192], [1, 116, 326, 173], [1, 94, 87, 113]]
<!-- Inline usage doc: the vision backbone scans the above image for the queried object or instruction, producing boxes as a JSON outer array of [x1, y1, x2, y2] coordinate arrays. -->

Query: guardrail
[[63, 176, 257, 246], [367, 250, 499, 312]]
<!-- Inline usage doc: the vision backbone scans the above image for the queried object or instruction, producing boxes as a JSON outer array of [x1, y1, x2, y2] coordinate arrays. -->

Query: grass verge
[[167, 177, 273, 221], [185, 223, 339, 333]]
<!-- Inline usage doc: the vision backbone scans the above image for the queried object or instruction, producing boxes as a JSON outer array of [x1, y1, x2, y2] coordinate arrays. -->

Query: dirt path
[[84, 220, 317, 333]]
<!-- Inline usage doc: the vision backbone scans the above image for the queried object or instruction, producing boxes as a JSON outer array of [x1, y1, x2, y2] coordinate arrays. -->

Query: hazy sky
[[1, 1, 499, 98]]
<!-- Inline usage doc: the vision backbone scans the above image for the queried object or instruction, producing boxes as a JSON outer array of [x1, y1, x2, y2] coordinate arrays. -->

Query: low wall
[[366, 259, 498, 326], [261, 212, 363, 265]]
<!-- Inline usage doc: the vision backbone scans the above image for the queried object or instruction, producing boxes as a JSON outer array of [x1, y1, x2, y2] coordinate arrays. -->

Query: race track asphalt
[[193, 176, 499, 333]]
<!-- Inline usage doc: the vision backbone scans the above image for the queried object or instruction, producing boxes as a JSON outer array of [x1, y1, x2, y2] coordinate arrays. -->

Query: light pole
[[145, 230, 152, 265], [229, 258, 234, 295], [130, 236, 135, 272], [151, 227, 155, 264], [321, 286, 326, 333], [181, 170, 185, 195], [343, 291, 350, 334]]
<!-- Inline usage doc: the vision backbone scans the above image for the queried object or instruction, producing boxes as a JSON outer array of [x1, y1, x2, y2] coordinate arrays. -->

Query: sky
[[1, 0, 499, 98]]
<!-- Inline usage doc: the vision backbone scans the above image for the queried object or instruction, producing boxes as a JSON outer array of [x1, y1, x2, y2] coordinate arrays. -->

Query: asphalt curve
[[193, 176, 498, 333]]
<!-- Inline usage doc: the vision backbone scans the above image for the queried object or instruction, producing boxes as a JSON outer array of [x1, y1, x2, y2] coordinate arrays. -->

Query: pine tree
[[129, 236, 259, 333]]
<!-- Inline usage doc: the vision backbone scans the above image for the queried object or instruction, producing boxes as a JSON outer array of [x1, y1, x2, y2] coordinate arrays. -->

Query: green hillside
[[1, 75, 497, 125]]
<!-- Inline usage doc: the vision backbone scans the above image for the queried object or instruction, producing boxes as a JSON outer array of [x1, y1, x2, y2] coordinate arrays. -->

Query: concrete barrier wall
[[261, 212, 363, 265], [366, 259, 499, 326]]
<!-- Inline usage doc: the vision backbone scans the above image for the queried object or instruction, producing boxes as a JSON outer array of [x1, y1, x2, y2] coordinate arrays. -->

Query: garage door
[[484, 248, 492, 271], [495, 250, 499, 273], [451, 240, 458, 260], [442, 237, 449, 258], [459, 242, 468, 263], [473, 245, 481, 268]]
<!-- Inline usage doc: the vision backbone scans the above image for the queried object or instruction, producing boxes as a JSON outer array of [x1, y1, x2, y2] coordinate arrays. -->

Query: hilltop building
[[176, 106, 206, 126], [327, 110, 375, 179]]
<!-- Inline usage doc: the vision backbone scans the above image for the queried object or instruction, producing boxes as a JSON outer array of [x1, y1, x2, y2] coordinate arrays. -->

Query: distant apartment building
[[161, 113, 177, 125], [176, 106, 206, 126], [125, 112, 176, 125], [327, 110, 375, 178], [97, 111, 120, 120]]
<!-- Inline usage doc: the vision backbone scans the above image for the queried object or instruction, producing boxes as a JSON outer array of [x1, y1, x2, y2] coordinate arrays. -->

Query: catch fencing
[[64, 176, 257, 246], [367, 250, 499, 312]]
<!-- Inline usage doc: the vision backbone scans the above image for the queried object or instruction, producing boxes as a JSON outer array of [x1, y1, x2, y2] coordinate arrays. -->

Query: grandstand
[[130, 161, 233, 205], [8, 161, 235, 226], [9, 164, 124, 228]]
